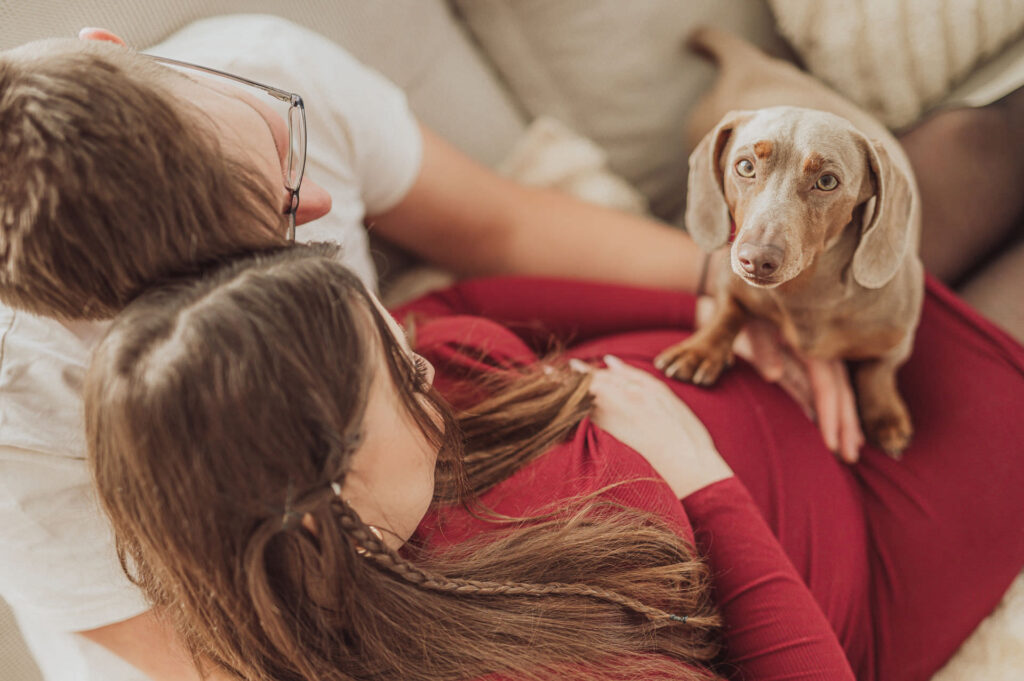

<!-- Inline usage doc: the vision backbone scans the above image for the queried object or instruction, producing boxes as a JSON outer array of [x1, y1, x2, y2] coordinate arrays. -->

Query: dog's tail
[[687, 26, 766, 66]]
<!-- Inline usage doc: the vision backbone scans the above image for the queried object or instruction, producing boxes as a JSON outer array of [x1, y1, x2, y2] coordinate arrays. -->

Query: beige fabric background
[[0, 600, 41, 681]]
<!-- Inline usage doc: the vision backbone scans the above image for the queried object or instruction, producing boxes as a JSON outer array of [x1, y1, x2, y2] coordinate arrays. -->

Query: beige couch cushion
[[0, 0, 526, 167], [451, 0, 788, 222], [767, 0, 1024, 129]]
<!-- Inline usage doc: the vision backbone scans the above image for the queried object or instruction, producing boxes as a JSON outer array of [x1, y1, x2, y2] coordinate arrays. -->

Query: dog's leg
[[854, 359, 913, 458], [655, 294, 749, 386]]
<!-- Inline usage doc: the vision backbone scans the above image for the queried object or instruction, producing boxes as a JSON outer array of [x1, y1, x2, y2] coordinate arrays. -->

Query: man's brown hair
[[0, 38, 284, 319]]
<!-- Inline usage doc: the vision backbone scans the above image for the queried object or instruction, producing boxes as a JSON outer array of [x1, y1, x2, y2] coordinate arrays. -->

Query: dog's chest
[[779, 309, 883, 359], [740, 286, 903, 360]]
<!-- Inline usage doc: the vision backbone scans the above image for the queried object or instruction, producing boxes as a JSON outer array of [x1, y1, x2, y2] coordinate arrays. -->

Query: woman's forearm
[[682, 478, 856, 681]]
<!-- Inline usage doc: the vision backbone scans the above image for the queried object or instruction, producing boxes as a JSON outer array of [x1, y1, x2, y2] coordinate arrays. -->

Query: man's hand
[[697, 298, 864, 464]]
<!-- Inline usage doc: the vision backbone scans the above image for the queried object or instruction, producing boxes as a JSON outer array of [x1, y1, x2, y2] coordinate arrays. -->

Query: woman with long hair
[[86, 244, 1024, 681]]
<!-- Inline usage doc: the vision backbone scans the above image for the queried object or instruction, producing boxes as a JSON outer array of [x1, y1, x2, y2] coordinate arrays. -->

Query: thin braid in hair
[[335, 504, 690, 627]]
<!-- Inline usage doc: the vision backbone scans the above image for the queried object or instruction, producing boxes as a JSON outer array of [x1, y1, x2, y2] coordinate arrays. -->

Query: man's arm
[[368, 124, 708, 292], [80, 611, 231, 681]]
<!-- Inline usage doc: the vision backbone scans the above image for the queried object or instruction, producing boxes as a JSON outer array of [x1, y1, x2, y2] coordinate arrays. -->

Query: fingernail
[[604, 354, 623, 367], [568, 358, 589, 373]]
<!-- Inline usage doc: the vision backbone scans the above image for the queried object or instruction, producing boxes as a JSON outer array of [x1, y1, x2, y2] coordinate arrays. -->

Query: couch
[[1, 1, 1022, 680]]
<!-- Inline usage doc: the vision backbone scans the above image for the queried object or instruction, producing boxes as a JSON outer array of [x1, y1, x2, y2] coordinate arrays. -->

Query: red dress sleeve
[[682, 478, 856, 680]]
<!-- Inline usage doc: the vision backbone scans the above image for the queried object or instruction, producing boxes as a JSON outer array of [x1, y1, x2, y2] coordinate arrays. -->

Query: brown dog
[[655, 28, 924, 457]]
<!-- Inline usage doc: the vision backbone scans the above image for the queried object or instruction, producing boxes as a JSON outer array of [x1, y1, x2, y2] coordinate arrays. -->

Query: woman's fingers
[[570, 357, 635, 399], [835, 365, 865, 464], [603, 354, 653, 381], [568, 358, 591, 374], [808, 358, 841, 453], [603, 354, 628, 370], [805, 358, 864, 463], [744, 318, 786, 382], [696, 296, 867, 463], [775, 361, 816, 421]]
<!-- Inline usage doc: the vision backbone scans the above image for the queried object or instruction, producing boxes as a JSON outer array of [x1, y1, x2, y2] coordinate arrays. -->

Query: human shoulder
[[0, 308, 146, 637], [150, 14, 388, 105], [0, 305, 105, 457]]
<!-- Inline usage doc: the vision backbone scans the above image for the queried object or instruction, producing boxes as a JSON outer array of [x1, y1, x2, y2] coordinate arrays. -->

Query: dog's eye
[[815, 174, 839, 191], [735, 159, 755, 178]]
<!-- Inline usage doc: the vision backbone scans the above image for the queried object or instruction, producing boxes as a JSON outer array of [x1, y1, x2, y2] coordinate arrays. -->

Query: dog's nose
[[737, 244, 783, 277]]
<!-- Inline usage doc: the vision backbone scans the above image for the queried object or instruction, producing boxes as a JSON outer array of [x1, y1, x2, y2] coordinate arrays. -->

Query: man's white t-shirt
[[0, 15, 422, 681]]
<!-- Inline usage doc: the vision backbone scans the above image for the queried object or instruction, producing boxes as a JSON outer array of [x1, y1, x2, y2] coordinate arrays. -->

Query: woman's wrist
[[675, 464, 736, 502], [660, 448, 734, 499]]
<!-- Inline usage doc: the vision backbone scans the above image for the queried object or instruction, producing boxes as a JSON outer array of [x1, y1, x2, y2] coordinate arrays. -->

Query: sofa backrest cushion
[[451, 0, 788, 222]]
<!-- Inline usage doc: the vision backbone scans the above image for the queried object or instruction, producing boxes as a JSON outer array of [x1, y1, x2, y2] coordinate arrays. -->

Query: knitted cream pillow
[[767, 0, 1024, 129]]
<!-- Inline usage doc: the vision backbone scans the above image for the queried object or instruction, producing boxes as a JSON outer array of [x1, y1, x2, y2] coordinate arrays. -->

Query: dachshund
[[655, 28, 924, 457]]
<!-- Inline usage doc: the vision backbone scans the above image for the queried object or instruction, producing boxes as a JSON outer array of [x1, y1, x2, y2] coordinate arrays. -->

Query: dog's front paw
[[863, 406, 913, 459], [655, 338, 734, 386]]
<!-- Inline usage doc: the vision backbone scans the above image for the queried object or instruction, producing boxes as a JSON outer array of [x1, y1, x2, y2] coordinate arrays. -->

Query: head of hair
[[86, 243, 722, 681], [0, 38, 284, 320]]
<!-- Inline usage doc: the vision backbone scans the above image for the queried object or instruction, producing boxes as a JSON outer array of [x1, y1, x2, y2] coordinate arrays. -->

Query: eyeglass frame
[[143, 54, 308, 241]]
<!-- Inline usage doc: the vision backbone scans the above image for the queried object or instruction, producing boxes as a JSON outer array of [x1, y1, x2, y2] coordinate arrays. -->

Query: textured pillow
[[450, 0, 788, 222], [767, 0, 1024, 129]]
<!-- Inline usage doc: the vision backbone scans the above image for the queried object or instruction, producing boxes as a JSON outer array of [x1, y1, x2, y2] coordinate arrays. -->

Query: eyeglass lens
[[286, 104, 306, 191]]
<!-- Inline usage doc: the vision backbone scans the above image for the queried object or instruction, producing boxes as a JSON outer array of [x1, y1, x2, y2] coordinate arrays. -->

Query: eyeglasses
[[144, 54, 307, 240]]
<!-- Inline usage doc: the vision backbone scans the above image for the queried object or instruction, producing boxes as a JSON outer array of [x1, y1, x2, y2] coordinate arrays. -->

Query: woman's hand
[[696, 298, 865, 464], [570, 355, 733, 499]]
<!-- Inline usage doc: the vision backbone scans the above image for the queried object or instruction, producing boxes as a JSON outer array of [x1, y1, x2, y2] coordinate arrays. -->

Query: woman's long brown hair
[[86, 244, 722, 681]]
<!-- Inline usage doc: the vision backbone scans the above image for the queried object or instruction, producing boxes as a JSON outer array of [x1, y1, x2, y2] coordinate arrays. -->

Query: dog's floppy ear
[[685, 110, 751, 251], [852, 139, 915, 289]]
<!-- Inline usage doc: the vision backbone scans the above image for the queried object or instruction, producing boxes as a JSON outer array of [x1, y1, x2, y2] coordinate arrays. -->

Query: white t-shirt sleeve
[[0, 447, 148, 632], [0, 313, 148, 634], [151, 15, 425, 289]]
